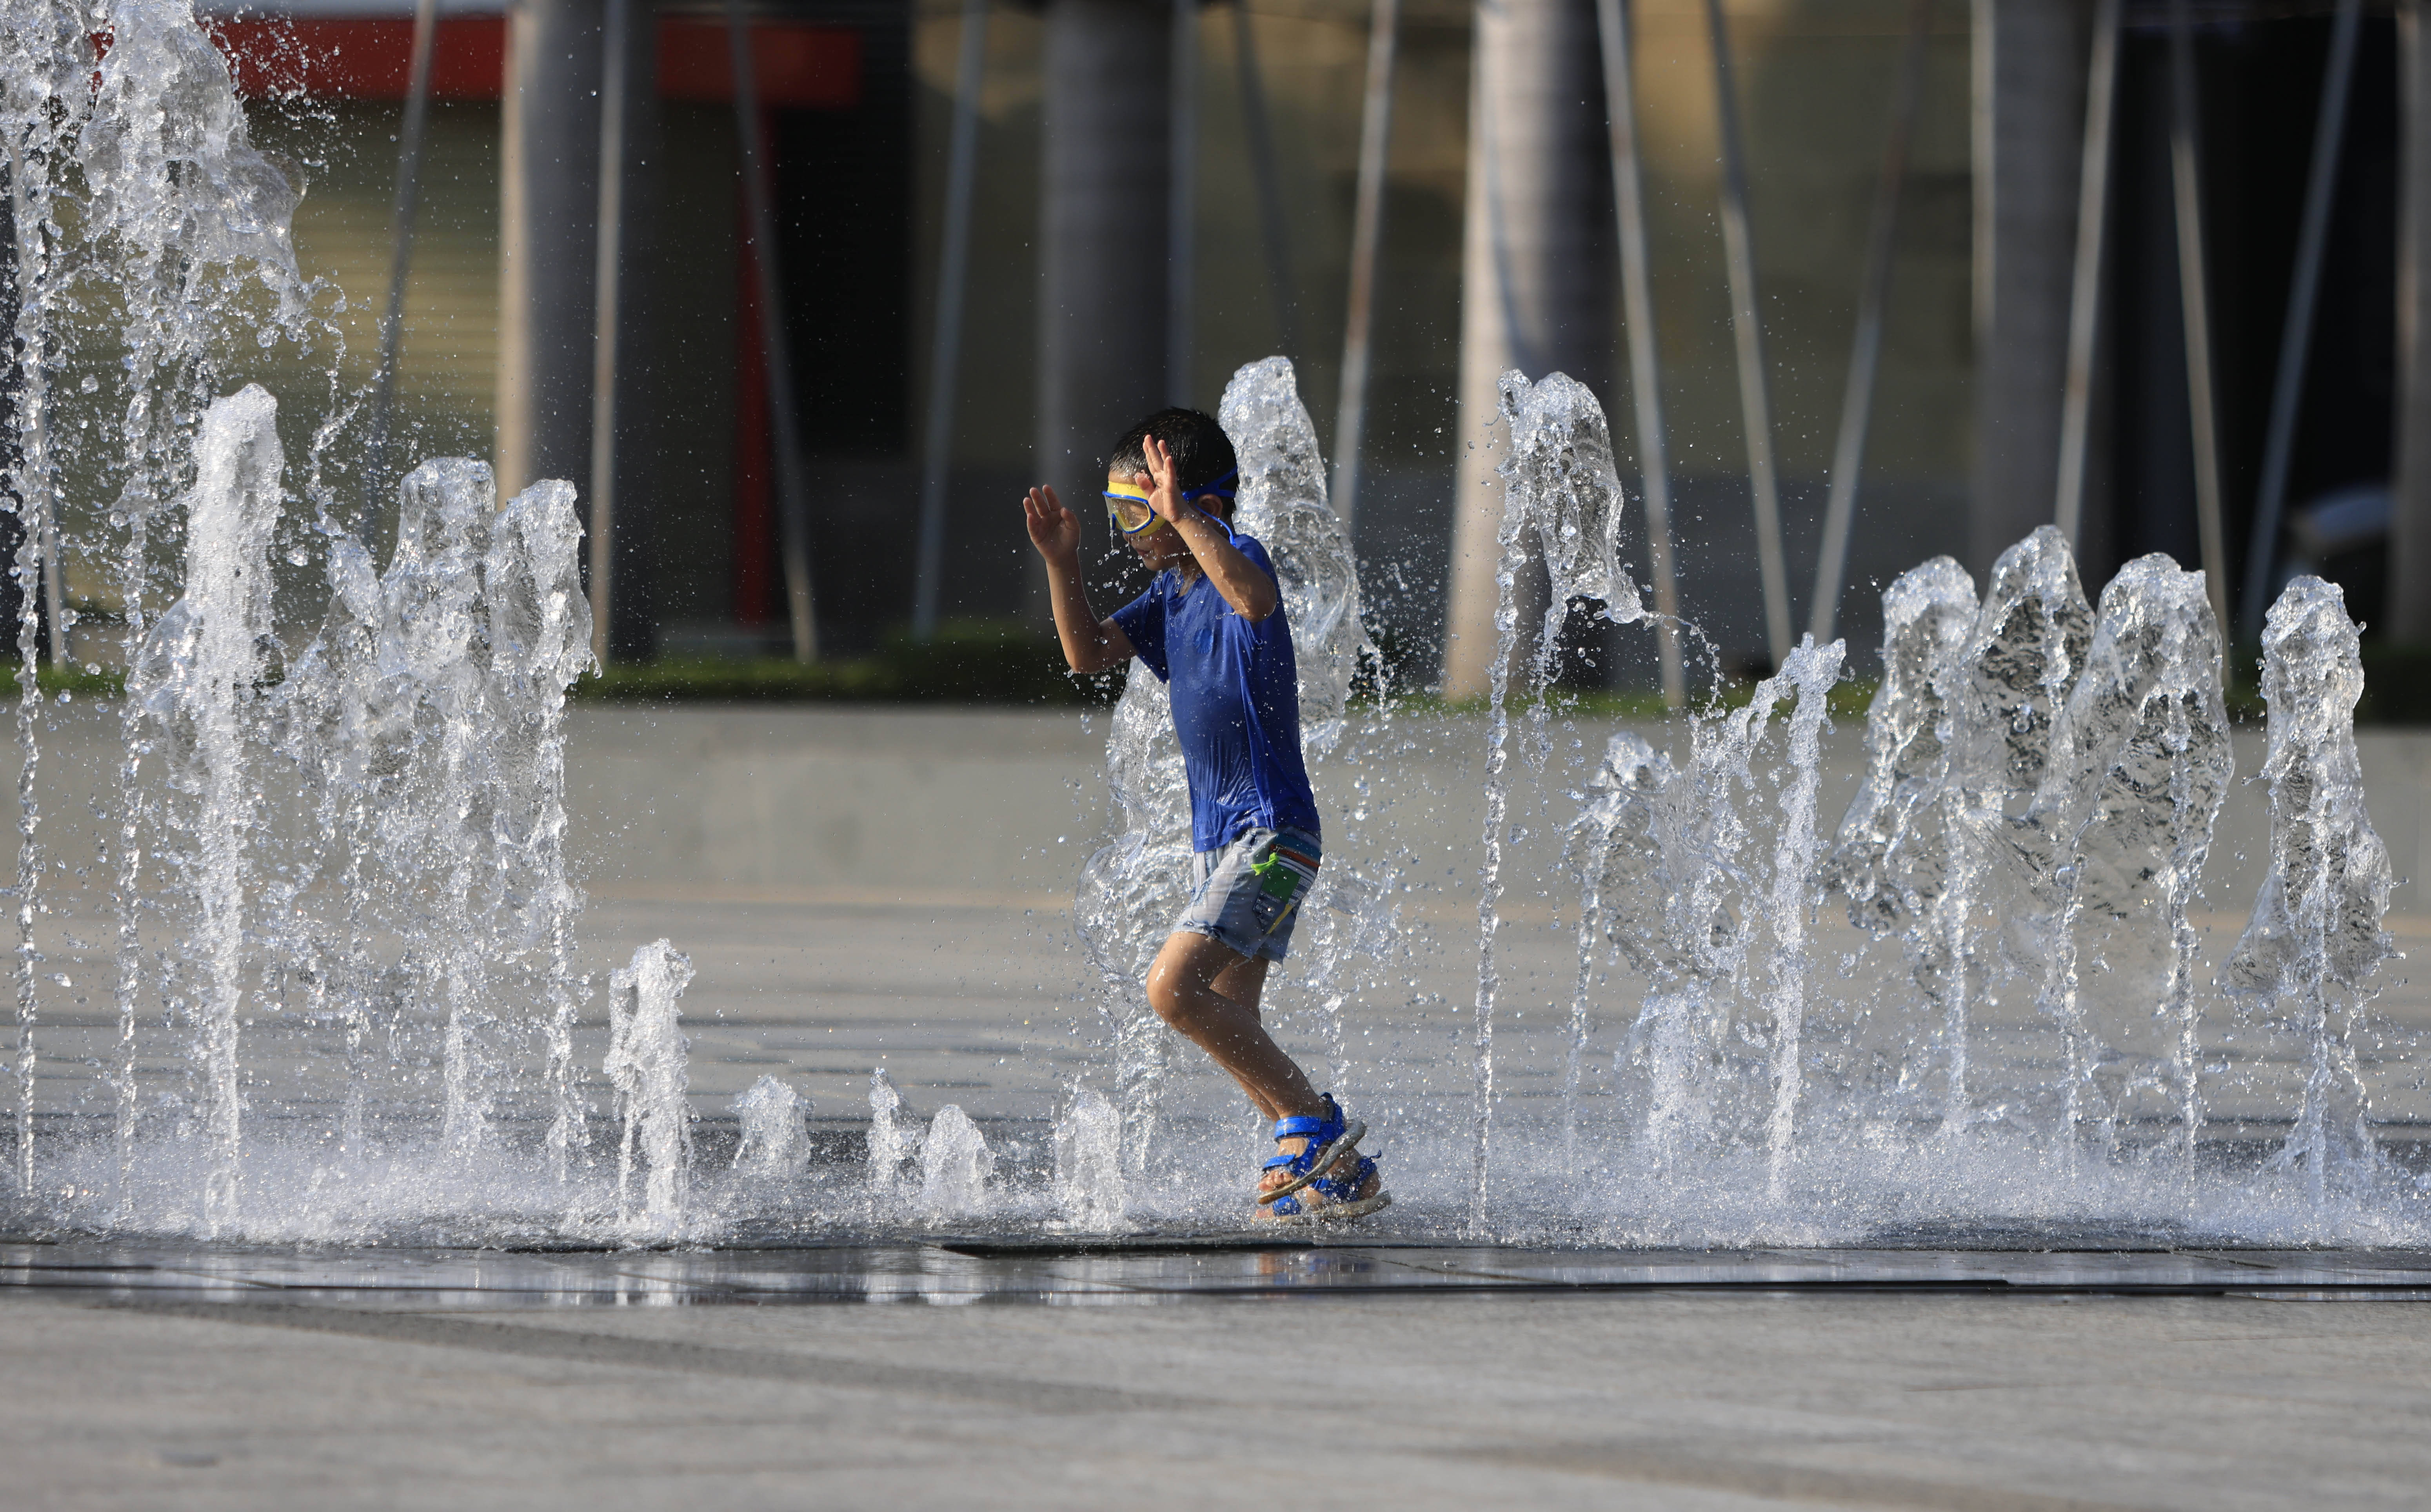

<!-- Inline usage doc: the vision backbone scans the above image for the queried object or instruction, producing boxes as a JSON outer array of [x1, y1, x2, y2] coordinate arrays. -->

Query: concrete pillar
[[2393, 0, 2431, 642], [1033, 0, 1172, 621], [1441, 0, 1610, 700], [496, 0, 604, 505], [1970, 0, 2091, 576]]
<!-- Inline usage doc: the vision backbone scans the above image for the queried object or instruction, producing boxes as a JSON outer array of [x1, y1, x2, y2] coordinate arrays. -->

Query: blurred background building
[[184, 0, 2422, 689]]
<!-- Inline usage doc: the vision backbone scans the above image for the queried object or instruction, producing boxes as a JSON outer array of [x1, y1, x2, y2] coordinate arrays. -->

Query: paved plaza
[[4, 1267, 2430, 1510], [7, 706, 2431, 1507]]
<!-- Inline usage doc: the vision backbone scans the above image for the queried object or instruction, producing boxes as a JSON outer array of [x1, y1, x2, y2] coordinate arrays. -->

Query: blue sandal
[[1256, 1095, 1391, 1222]]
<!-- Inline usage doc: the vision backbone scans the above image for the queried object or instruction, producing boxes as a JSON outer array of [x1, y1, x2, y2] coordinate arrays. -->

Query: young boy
[[1022, 408, 1388, 1222]]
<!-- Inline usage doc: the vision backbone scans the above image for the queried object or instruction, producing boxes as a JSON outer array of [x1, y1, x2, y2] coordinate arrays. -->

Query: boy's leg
[[1144, 930, 1324, 1122], [1148, 926, 1386, 1215]]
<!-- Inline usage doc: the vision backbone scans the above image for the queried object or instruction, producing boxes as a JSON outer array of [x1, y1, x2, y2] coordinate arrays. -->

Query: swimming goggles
[[1103, 468, 1238, 538]]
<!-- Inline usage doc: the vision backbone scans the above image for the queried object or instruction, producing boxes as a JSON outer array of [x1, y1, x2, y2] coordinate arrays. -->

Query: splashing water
[[1053, 1084, 1125, 1229], [484, 482, 599, 1172], [606, 940, 694, 1229], [0, 2, 2422, 1253], [1760, 637, 1846, 1194], [55, 0, 325, 1213], [1220, 356, 1372, 755], [2019, 555, 2232, 1148], [264, 461, 597, 1178], [732, 1076, 812, 1181], [867, 1067, 921, 1202], [1071, 667, 1188, 1177], [1822, 558, 1977, 1129], [9, 0, 318, 1217], [0, 0, 649, 1240], [1612, 652, 1844, 1170], [2227, 579, 2396, 1204], [1942, 526, 2095, 1127], [1472, 371, 1642, 1227], [1213, 357, 1398, 1101], [1564, 733, 1674, 1162], [126, 385, 283, 1233], [919, 1105, 994, 1219]]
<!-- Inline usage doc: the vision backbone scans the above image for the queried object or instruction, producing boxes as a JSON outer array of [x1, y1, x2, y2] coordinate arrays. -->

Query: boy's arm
[[1024, 485, 1136, 673], [1141, 439, 1279, 622]]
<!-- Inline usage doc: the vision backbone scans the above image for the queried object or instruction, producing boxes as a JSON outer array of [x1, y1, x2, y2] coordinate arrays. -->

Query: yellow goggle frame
[[1103, 484, 1170, 537]]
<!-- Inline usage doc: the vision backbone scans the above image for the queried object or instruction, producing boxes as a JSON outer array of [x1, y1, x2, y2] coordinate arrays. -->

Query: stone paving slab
[[4, 1276, 2428, 1510]]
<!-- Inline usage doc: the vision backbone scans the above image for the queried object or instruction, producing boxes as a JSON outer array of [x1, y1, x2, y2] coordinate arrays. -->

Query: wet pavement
[[7, 1244, 2431, 1510], [7, 1238, 2431, 1307]]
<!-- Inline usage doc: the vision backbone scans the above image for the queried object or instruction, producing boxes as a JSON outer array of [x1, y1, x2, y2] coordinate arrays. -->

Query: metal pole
[[2392, 0, 2431, 642], [2169, 0, 2227, 634], [1168, 0, 1197, 408], [1702, 0, 1791, 671], [1330, 0, 1397, 530], [586, 0, 630, 664], [2240, 0, 2362, 639], [495, 0, 604, 502], [912, 0, 990, 643], [729, 0, 820, 662], [2053, 0, 2120, 549], [365, 0, 442, 530], [1596, 0, 1682, 707], [1809, 0, 1928, 647], [1232, 0, 1298, 361]]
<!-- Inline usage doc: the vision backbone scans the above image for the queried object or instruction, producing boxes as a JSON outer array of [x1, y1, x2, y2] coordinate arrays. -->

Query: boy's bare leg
[[1144, 931, 1325, 1123], [1148, 930, 1383, 1211]]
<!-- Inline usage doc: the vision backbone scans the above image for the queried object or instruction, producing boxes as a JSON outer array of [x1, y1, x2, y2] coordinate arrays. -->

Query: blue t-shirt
[[1110, 526, 1322, 853]]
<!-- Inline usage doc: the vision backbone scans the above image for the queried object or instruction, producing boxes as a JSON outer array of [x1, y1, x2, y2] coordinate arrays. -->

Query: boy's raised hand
[[1141, 436, 1185, 526], [1022, 485, 1080, 563]]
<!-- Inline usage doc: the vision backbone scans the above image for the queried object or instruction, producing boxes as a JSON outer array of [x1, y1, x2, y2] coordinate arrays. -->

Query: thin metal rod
[[1596, 0, 1683, 708], [1168, 0, 1197, 408], [1810, 0, 1929, 647], [2240, 0, 2362, 639], [2169, 0, 2227, 633], [1702, 0, 1791, 670], [2393, 0, 2431, 643], [1330, 0, 1398, 530], [365, 0, 442, 528], [1232, 0, 1297, 360], [2053, 0, 2121, 548], [729, 0, 819, 661], [587, 0, 630, 664], [912, 0, 989, 643]]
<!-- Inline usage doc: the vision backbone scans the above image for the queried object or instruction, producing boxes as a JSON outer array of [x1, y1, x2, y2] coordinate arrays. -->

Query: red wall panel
[[184, 16, 856, 107]]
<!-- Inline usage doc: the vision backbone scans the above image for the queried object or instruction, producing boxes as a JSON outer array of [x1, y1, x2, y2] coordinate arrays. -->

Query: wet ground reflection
[[5, 1240, 2429, 1307]]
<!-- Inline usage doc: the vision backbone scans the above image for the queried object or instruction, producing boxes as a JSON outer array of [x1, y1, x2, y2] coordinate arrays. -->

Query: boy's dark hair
[[1107, 409, 1238, 506]]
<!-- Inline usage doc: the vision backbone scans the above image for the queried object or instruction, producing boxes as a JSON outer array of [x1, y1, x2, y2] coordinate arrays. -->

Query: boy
[[1022, 408, 1388, 1222]]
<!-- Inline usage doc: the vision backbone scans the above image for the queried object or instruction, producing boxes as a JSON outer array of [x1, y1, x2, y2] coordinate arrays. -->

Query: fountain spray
[[2228, 578, 2394, 1204], [2021, 555, 2231, 1152], [128, 385, 283, 1233], [1471, 371, 1641, 1230]]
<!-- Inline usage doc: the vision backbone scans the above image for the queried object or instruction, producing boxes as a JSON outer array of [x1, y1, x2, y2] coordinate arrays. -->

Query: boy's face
[[1106, 468, 1199, 572]]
